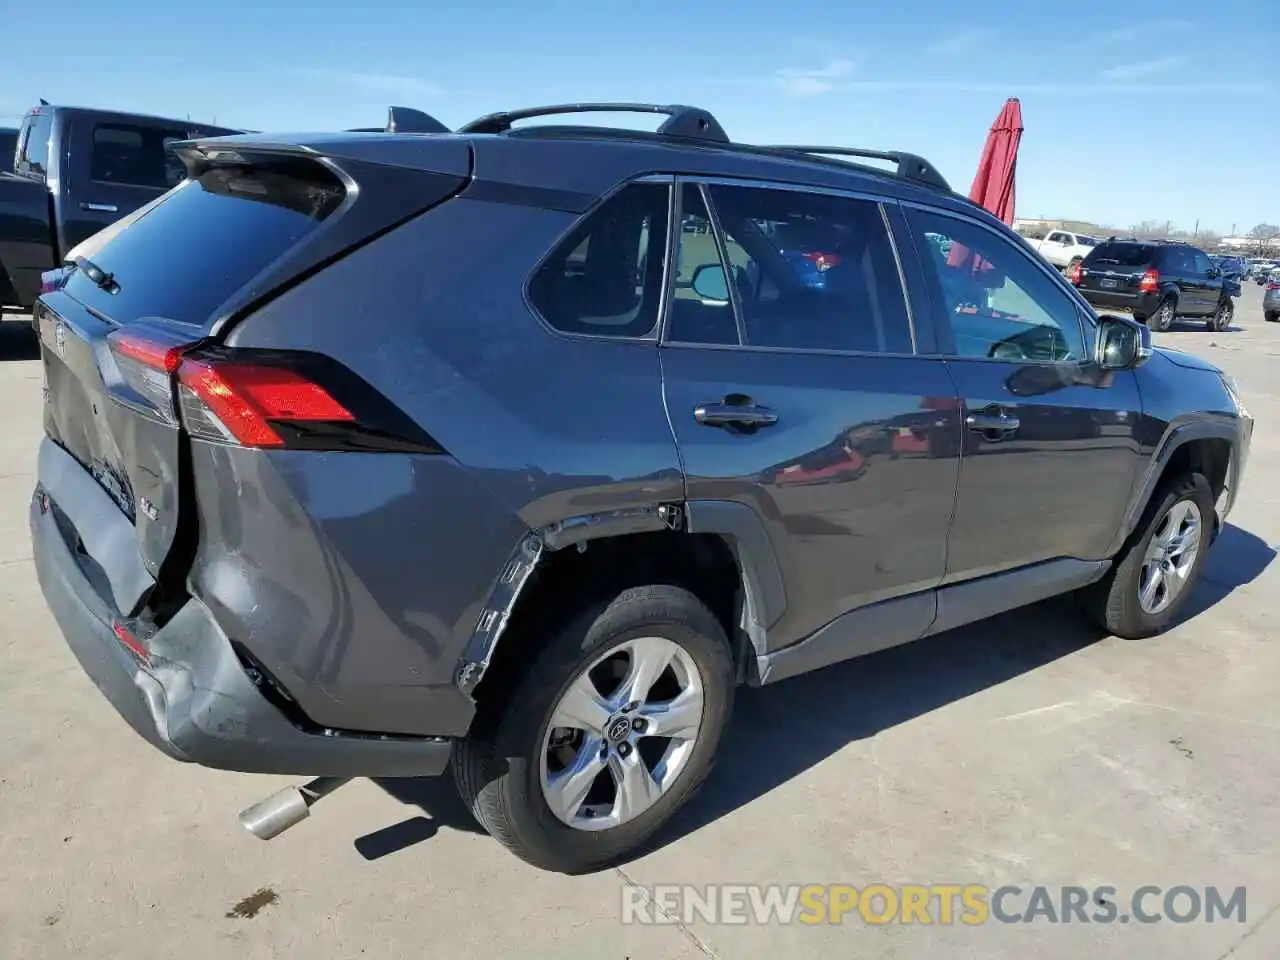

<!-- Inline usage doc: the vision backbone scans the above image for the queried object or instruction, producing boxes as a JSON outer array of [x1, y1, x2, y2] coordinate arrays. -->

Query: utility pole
[[1193, 218, 1199, 238]]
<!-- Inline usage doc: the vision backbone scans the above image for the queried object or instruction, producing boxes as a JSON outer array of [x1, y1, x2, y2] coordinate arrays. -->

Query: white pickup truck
[[1016, 227, 1099, 272]]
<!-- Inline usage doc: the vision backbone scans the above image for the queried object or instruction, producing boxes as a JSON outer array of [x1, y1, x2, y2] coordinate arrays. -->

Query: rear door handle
[[965, 412, 1020, 433], [695, 402, 779, 428], [80, 201, 118, 213]]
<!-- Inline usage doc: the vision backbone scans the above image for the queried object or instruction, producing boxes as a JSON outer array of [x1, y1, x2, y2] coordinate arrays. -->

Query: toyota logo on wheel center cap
[[607, 716, 633, 743]]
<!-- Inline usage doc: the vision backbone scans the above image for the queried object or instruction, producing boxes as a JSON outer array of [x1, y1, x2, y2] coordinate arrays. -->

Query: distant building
[[1219, 236, 1279, 249]]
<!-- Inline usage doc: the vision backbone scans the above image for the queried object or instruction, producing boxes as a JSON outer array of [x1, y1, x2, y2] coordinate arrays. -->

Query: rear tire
[[1077, 472, 1214, 640], [1149, 296, 1176, 332], [453, 584, 735, 873], [1266, 312, 1278, 323]]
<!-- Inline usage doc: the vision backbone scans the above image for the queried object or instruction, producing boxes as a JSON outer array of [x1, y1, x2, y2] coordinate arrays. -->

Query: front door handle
[[80, 201, 118, 213], [695, 401, 779, 429], [966, 411, 1020, 433]]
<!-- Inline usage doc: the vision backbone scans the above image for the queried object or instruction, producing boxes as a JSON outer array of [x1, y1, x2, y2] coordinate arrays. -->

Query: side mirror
[[691, 263, 730, 302], [1096, 314, 1152, 371], [1207, 267, 1221, 278]]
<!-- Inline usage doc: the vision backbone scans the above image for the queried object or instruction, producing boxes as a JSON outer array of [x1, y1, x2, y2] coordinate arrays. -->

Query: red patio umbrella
[[968, 97, 1022, 224], [946, 97, 1023, 272]]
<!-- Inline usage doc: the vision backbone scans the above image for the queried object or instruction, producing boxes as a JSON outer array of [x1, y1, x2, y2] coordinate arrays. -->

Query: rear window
[[0, 130, 16, 172], [90, 123, 189, 189], [62, 159, 346, 328], [1084, 241, 1155, 266]]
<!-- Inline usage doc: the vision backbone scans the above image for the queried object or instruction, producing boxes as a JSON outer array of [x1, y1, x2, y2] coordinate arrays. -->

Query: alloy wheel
[[1138, 499, 1202, 615], [1213, 301, 1233, 331], [539, 635, 704, 831]]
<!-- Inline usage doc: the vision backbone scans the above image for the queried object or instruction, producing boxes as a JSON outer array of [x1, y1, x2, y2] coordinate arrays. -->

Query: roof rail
[[762, 145, 950, 191], [458, 102, 729, 143], [346, 105, 450, 135]]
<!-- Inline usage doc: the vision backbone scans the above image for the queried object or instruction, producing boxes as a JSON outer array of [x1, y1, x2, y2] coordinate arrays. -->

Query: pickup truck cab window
[[91, 123, 189, 190], [15, 111, 52, 178]]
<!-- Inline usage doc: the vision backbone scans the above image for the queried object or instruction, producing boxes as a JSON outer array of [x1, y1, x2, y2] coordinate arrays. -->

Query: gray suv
[[30, 103, 1252, 874]]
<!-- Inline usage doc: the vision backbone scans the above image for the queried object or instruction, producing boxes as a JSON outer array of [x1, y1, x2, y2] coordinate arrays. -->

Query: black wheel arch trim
[[453, 502, 691, 698], [453, 499, 788, 698], [683, 499, 788, 656], [1112, 417, 1242, 554]]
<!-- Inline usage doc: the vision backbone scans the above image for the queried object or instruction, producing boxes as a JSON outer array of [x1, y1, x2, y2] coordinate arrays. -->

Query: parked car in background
[[28, 101, 1252, 874], [0, 127, 17, 173], [1072, 238, 1237, 331], [0, 104, 240, 310], [1210, 254, 1245, 280], [1263, 275, 1279, 322], [1016, 225, 1098, 272]]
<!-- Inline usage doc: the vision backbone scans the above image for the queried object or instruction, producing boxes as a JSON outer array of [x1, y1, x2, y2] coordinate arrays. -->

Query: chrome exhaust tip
[[238, 777, 351, 841]]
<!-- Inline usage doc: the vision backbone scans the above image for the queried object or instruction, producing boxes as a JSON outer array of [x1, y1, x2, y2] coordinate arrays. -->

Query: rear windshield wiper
[[68, 256, 118, 292]]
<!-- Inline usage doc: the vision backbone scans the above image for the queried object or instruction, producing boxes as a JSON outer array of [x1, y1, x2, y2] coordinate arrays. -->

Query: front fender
[[1110, 415, 1248, 554]]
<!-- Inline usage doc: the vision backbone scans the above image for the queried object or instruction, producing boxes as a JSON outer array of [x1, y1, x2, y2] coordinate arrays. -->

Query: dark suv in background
[[30, 103, 1252, 874], [1071, 238, 1238, 332]]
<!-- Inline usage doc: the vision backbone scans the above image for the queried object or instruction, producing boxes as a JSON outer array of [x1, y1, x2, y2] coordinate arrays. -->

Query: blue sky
[[4, 0, 1276, 234]]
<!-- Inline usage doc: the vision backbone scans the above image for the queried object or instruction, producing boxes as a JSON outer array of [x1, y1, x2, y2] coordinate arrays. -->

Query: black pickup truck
[[0, 105, 240, 309]]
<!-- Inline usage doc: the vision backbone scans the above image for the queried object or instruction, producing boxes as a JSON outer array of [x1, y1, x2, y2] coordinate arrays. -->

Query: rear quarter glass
[[61, 159, 346, 329]]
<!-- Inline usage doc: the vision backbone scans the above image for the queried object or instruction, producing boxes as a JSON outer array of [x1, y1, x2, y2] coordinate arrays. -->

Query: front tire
[[1208, 299, 1233, 332], [1078, 472, 1214, 639], [453, 585, 734, 873]]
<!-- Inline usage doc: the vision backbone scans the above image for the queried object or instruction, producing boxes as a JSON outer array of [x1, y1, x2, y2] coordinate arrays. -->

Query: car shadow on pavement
[[649, 520, 1274, 859], [357, 523, 1272, 863], [0, 317, 39, 361]]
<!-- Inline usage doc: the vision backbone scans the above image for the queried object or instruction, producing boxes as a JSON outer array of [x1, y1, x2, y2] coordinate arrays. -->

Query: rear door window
[[527, 182, 671, 338], [62, 159, 347, 328], [697, 183, 914, 354], [90, 123, 189, 189]]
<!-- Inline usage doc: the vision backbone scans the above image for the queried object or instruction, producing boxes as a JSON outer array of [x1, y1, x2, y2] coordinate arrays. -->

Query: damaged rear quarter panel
[[213, 192, 684, 728], [186, 440, 529, 738]]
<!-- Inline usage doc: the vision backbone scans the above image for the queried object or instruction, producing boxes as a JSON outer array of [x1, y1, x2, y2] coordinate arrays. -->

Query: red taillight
[[1066, 261, 1082, 285], [177, 358, 354, 448], [1268, 281, 1280, 290], [110, 332, 188, 374], [801, 251, 843, 272], [1139, 268, 1160, 293]]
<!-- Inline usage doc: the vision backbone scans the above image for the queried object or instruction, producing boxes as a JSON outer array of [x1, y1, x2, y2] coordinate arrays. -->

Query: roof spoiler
[[346, 106, 450, 135]]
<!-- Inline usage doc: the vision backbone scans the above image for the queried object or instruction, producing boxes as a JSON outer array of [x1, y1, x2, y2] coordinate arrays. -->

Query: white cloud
[[773, 58, 858, 97], [926, 28, 994, 56], [1101, 56, 1187, 81], [299, 69, 443, 99], [1090, 19, 1191, 46]]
